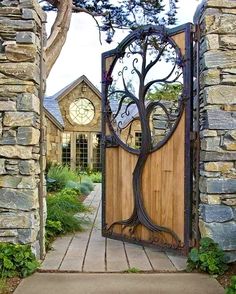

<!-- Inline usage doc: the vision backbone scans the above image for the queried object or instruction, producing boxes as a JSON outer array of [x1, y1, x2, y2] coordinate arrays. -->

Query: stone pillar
[[194, 0, 236, 262], [0, 0, 46, 257]]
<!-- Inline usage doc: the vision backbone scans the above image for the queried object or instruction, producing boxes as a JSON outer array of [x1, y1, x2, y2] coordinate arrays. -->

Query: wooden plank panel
[[160, 135, 174, 244], [172, 32, 185, 55], [141, 154, 152, 241], [139, 114, 185, 246], [106, 146, 137, 236], [105, 111, 186, 247], [173, 112, 186, 243], [105, 148, 115, 228]]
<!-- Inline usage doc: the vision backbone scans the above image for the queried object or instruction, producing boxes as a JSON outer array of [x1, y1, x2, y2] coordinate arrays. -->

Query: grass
[[46, 188, 90, 250], [0, 278, 7, 294], [47, 165, 79, 192], [125, 267, 141, 273], [88, 172, 102, 183]]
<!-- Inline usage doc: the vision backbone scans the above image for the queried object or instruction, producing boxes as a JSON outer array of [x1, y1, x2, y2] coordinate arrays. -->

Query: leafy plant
[[147, 83, 183, 101], [0, 244, 39, 278], [65, 180, 80, 190], [0, 278, 7, 294], [187, 237, 228, 275], [226, 276, 236, 294], [46, 188, 89, 248], [81, 179, 94, 192], [45, 220, 63, 250], [89, 172, 102, 183], [77, 183, 91, 196], [47, 165, 78, 192], [125, 267, 141, 273]]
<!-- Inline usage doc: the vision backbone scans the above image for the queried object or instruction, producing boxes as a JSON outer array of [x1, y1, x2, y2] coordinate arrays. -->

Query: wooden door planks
[[105, 111, 186, 248]]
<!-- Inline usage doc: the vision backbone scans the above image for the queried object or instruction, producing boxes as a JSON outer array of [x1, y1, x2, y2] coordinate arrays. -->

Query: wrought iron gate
[[101, 23, 194, 254]]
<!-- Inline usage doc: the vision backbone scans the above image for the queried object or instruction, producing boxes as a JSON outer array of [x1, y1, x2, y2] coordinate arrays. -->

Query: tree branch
[[45, 0, 73, 77]]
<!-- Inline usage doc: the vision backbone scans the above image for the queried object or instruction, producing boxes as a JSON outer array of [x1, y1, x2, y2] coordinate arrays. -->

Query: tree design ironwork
[[104, 26, 186, 247]]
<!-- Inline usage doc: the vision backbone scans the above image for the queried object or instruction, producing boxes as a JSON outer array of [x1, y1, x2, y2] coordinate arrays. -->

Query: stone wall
[[195, 0, 236, 262], [0, 0, 46, 257], [45, 115, 62, 165]]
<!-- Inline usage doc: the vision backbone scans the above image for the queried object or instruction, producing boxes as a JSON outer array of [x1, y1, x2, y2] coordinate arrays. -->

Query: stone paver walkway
[[41, 184, 187, 272]]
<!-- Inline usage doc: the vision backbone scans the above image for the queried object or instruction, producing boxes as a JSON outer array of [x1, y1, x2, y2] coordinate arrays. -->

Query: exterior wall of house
[[120, 120, 142, 148], [195, 0, 236, 262], [58, 81, 102, 170], [0, 0, 46, 257], [45, 116, 62, 165]]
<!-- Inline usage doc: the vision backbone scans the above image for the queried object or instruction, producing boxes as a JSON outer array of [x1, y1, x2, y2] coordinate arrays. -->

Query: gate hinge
[[193, 24, 201, 42]]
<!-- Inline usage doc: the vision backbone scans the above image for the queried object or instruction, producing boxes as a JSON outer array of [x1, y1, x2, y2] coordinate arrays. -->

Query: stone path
[[41, 184, 187, 272]]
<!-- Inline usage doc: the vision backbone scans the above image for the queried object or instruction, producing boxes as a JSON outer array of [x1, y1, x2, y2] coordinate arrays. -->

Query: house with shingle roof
[[44, 75, 102, 171]]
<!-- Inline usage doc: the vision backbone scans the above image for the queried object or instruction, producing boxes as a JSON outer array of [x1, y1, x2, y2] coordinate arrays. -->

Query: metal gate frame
[[101, 23, 194, 254]]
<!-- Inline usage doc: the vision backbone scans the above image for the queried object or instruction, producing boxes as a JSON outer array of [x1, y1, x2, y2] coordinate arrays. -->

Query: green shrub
[[46, 189, 88, 244], [89, 172, 102, 183], [45, 220, 63, 249], [77, 183, 91, 196], [65, 180, 80, 190], [0, 244, 39, 278], [226, 276, 236, 294], [81, 179, 94, 192], [187, 237, 228, 275], [47, 165, 78, 192], [47, 189, 86, 214]]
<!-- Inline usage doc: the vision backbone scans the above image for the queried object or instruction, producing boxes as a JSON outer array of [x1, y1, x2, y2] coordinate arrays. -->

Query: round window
[[69, 98, 95, 125]]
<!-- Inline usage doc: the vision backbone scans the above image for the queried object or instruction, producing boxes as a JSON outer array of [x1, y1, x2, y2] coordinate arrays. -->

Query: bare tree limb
[[45, 0, 73, 77]]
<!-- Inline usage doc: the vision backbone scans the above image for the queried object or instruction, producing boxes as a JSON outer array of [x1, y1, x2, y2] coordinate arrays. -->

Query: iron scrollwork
[[104, 25, 187, 248]]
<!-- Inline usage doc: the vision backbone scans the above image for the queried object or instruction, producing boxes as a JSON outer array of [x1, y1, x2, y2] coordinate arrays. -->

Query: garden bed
[[217, 262, 236, 289]]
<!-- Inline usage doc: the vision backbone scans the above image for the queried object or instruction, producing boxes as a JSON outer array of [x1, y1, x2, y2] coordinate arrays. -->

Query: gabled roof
[[50, 75, 101, 102], [44, 96, 64, 128], [44, 75, 101, 130], [44, 107, 64, 131]]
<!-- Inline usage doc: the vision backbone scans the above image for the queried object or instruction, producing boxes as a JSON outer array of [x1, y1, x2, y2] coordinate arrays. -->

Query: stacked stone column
[[195, 0, 236, 262], [0, 0, 46, 257]]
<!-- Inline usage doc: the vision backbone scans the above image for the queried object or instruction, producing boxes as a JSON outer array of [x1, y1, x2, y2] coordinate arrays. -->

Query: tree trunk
[[45, 0, 73, 78]]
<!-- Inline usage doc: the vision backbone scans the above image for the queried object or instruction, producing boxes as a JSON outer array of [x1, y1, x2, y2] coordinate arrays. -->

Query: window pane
[[135, 132, 142, 149], [92, 133, 101, 171], [62, 133, 71, 166], [69, 99, 95, 125], [76, 133, 88, 170]]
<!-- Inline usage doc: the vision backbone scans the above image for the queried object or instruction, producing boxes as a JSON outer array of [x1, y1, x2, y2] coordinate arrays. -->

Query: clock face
[[69, 98, 95, 125]]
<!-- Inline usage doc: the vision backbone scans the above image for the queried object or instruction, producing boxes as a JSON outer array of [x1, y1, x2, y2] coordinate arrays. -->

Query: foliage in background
[[47, 165, 78, 192], [89, 172, 102, 183], [46, 189, 89, 249], [0, 244, 39, 278], [226, 276, 236, 294], [187, 237, 228, 275], [147, 83, 183, 101], [46, 164, 97, 193]]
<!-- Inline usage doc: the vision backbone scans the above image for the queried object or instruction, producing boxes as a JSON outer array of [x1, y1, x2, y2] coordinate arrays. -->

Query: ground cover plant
[[0, 244, 39, 278], [46, 188, 89, 249], [226, 275, 236, 294], [187, 237, 228, 276], [47, 164, 78, 192], [45, 164, 98, 249], [89, 172, 102, 183], [47, 164, 95, 194]]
